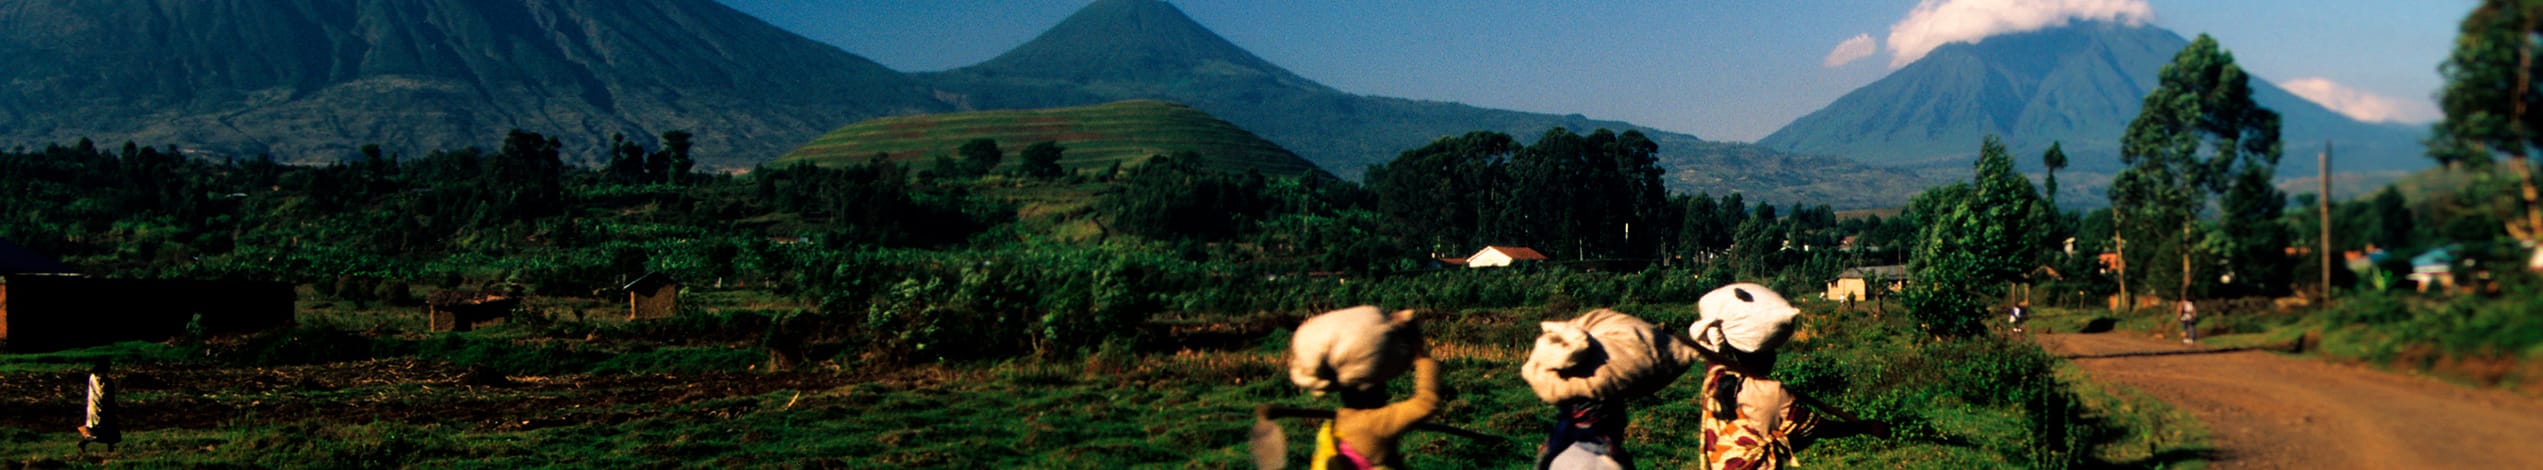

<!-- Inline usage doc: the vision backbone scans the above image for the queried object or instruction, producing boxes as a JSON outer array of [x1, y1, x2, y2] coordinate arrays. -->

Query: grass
[[2055, 363, 2214, 469], [0, 291, 2224, 468]]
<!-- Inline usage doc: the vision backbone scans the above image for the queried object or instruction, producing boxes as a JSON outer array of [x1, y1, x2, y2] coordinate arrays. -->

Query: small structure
[[1, 239, 294, 352], [622, 272, 680, 321], [1824, 265, 1910, 301], [1464, 246, 1549, 268], [427, 290, 517, 332], [2409, 248, 2456, 293]]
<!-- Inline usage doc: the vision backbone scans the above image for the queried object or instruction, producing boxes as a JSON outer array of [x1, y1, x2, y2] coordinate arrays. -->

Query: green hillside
[[775, 100, 1323, 176]]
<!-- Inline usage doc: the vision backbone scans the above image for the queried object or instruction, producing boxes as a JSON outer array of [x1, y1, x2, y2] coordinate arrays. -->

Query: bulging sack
[[1692, 283, 1800, 356], [1521, 309, 1701, 403], [1288, 306, 1421, 396]]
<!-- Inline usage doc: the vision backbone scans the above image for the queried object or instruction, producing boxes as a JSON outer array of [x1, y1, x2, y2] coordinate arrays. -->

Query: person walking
[[77, 359, 121, 453], [2177, 299, 2199, 344], [2008, 301, 2031, 333], [1688, 284, 1885, 469], [1272, 306, 1441, 470]]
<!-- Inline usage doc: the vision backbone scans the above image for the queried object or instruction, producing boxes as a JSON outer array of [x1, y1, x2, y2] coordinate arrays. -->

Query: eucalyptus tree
[[2112, 34, 2283, 303]]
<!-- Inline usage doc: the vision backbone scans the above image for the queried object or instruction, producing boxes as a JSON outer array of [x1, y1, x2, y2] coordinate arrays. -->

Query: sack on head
[[1288, 306, 1422, 396], [1521, 309, 1699, 403], [1692, 283, 1800, 357]]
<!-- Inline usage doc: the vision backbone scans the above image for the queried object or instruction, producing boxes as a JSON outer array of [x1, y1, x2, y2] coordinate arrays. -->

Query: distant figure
[[77, 360, 121, 453], [2178, 300, 2199, 344], [2008, 301, 2031, 333]]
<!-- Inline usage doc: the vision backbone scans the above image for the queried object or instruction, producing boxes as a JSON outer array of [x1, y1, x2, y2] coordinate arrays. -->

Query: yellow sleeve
[[1368, 357, 1442, 435]]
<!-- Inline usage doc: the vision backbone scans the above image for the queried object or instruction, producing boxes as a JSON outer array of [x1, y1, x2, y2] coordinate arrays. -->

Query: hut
[[622, 273, 679, 321], [427, 290, 517, 332], [2409, 248, 2457, 293], [1464, 246, 1549, 268], [1823, 265, 1910, 301]]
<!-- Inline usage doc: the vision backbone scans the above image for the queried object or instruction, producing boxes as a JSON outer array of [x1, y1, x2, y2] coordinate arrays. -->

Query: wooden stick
[[1669, 328, 1870, 424], [1254, 405, 1510, 443]]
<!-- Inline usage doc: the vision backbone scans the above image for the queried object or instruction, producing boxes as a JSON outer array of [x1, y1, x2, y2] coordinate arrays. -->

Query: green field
[[777, 100, 1324, 176], [0, 292, 2225, 469]]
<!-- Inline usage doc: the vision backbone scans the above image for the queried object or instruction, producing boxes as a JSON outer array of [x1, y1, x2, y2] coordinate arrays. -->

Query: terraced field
[[775, 100, 1324, 176]]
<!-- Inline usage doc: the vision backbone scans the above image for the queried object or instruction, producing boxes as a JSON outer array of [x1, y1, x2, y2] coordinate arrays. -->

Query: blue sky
[[715, 0, 2470, 143]]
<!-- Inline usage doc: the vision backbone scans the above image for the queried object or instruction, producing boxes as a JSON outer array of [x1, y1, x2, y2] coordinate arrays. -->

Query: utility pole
[[2320, 142, 2334, 301]]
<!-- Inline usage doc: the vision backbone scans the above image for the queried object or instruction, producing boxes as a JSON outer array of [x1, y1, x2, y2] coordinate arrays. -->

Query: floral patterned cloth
[[1698, 365, 1821, 470]]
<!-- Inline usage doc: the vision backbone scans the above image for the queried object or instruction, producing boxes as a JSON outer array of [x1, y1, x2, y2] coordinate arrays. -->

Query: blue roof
[[2411, 248, 2454, 268]]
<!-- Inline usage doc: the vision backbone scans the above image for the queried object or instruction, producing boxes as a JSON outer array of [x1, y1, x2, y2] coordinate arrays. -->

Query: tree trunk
[[2180, 223, 2194, 305]]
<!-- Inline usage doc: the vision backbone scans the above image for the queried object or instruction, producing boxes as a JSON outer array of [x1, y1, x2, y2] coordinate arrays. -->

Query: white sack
[[1287, 306, 1420, 395], [1521, 309, 1702, 403], [1691, 283, 1800, 355]]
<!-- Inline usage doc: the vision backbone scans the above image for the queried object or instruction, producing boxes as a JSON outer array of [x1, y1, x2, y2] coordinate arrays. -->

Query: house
[[1, 239, 294, 352], [427, 290, 517, 332], [1464, 246, 1548, 268], [1824, 265, 1910, 301], [623, 272, 680, 321], [2409, 248, 2456, 293]]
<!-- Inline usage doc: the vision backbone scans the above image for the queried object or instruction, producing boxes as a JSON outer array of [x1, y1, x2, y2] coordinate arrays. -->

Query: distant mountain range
[[0, 0, 2423, 208], [0, 0, 1928, 207], [1761, 22, 2429, 199]]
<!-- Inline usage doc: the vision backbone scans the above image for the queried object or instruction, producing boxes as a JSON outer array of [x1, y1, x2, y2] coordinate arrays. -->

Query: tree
[[1019, 141, 1066, 179], [2432, 0, 2543, 250], [2041, 141, 2068, 207], [1914, 136, 2046, 297], [959, 138, 1002, 177], [2113, 34, 2282, 303], [1366, 131, 1515, 254]]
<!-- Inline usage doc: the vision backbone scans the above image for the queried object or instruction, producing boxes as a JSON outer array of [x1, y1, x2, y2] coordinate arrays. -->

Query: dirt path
[[2038, 332, 2543, 469]]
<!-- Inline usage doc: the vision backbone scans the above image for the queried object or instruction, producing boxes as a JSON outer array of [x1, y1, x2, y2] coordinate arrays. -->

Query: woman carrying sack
[[1687, 283, 1884, 469], [1519, 308, 1706, 469], [1255, 306, 1444, 470]]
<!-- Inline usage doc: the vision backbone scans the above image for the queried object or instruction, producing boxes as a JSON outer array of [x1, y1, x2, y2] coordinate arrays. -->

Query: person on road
[[2008, 301, 2031, 333], [2178, 299, 2199, 344]]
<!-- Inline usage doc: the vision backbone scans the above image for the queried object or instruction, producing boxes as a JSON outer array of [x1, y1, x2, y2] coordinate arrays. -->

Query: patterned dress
[[1698, 365, 1822, 470]]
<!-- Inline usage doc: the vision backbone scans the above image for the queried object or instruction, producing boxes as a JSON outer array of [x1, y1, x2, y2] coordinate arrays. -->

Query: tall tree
[[2041, 141, 2068, 207], [2432, 0, 2543, 249], [1365, 131, 1515, 253], [2113, 34, 2282, 302], [1915, 136, 2046, 293]]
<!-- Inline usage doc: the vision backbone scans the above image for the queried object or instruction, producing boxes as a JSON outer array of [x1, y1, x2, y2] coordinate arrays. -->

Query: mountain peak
[[956, 0, 1328, 92], [1761, 21, 2424, 178]]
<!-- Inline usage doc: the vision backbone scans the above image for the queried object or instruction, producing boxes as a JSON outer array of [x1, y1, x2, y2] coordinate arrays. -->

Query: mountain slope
[[774, 100, 1323, 176], [0, 0, 947, 165], [1760, 22, 2428, 178], [922, 0, 1930, 207]]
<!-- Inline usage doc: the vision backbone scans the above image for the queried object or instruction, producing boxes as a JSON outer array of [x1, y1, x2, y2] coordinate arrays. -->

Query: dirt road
[[2039, 333, 2543, 469]]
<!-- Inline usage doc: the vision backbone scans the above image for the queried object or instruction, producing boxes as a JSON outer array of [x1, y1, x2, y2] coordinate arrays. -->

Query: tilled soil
[[2040, 333, 2543, 469], [0, 359, 871, 434]]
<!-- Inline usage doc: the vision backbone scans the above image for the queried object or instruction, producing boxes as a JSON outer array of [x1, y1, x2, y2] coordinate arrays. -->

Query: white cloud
[[2278, 77, 2443, 124], [1824, 33, 1879, 68], [1885, 0, 2154, 68]]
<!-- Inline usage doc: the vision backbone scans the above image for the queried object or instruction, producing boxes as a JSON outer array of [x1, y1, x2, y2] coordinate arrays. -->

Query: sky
[[714, 0, 2471, 143]]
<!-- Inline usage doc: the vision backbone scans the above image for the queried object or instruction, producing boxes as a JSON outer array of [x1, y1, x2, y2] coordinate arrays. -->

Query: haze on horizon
[[719, 0, 2466, 143]]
